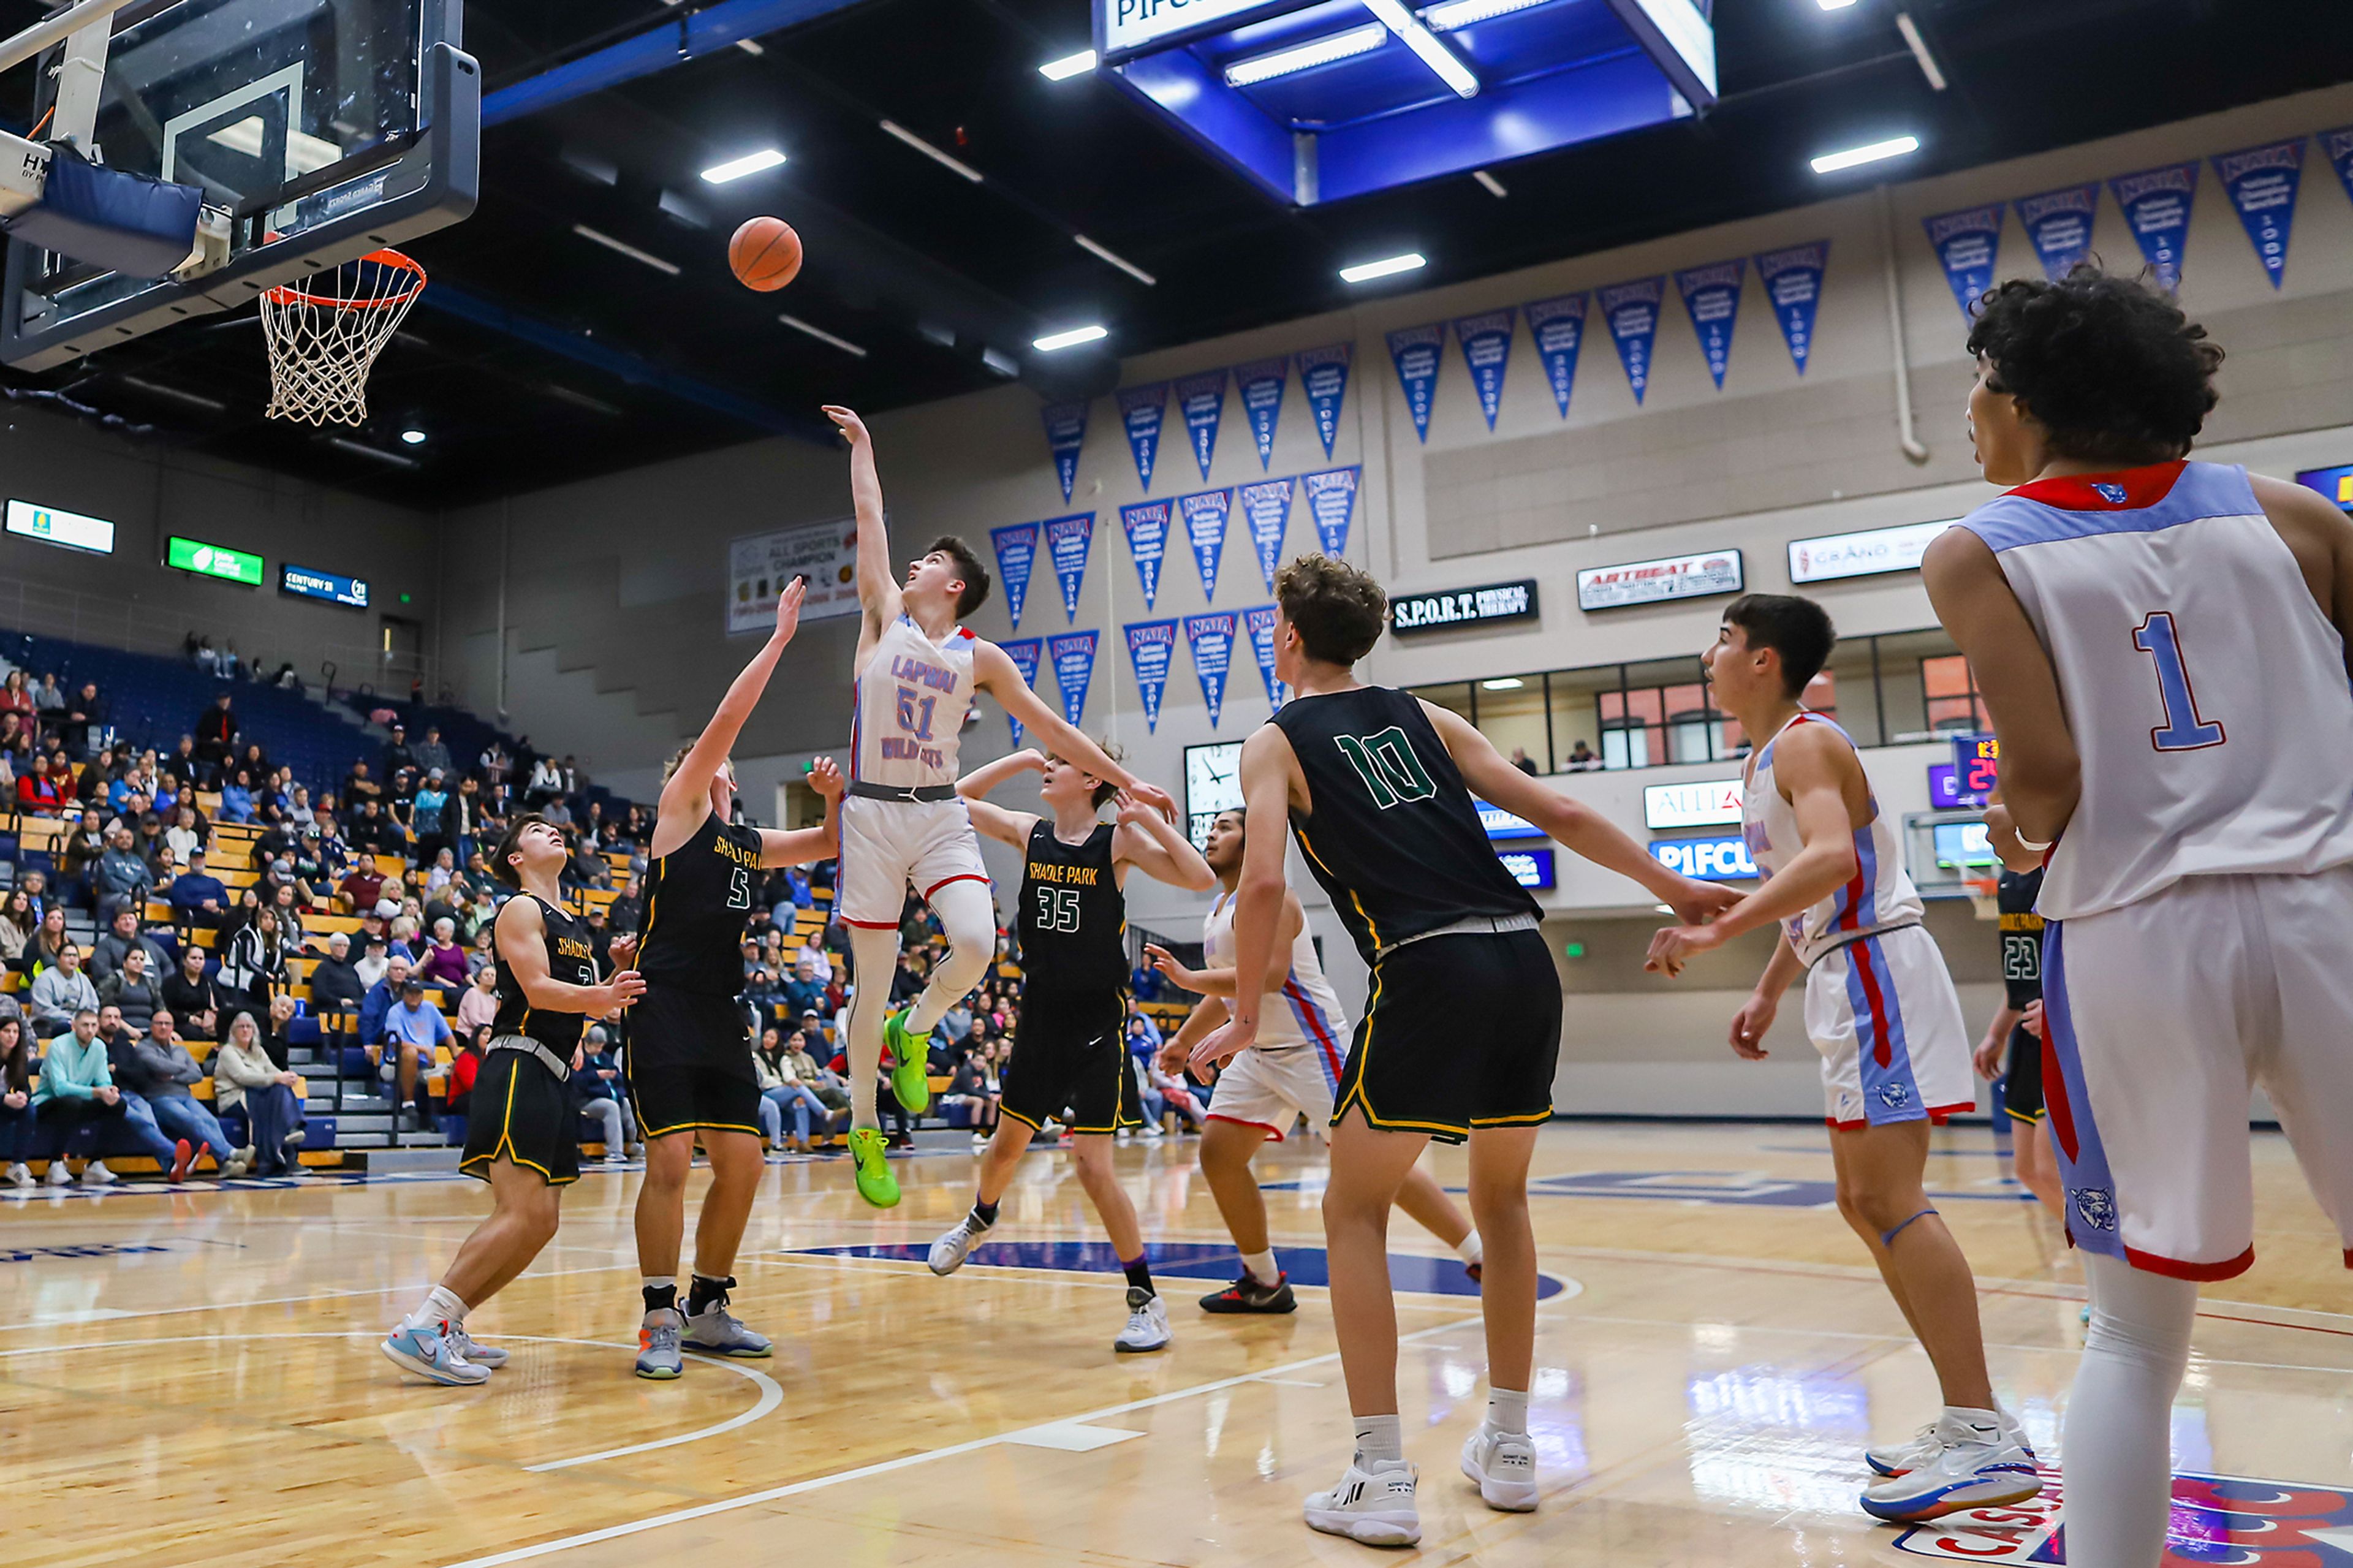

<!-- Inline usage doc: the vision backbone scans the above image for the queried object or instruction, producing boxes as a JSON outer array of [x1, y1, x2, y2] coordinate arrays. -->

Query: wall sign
[[1926, 763, 1968, 811], [1497, 847, 1557, 890], [281, 564, 371, 608], [1786, 520, 1955, 584], [1644, 777, 1743, 829], [729, 517, 859, 633], [1475, 800, 1547, 841], [1390, 578, 1537, 635], [166, 535, 264, 586], [1952, 732, 1999, 803], [1100, 0, 1268, 57], [1576, 548, 1744, 612], [5, 498, 114, 555], [1648, 835, 1759, 881], [2297, 463, 2353, 512]]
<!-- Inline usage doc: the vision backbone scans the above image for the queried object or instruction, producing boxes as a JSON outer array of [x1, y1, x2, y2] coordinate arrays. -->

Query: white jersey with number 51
[[852, 614, 978, 790], [1957, 460, 2353, 921]]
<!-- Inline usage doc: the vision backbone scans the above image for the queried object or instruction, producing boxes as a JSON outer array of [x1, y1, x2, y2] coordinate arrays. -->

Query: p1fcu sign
[[1390, 578, 1539, 635], [1099, 0, 1270, 56], [1648, 835, 1759, 881]]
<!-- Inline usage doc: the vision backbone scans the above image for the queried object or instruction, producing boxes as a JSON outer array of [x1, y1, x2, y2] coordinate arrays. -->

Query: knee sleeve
[[2063, 1254, 2198, 1568]]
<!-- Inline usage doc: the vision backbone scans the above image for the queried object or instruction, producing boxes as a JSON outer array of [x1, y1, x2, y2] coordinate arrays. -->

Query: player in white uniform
[[824, 407, 1175, 1208], [1146, 805, 1483, 1314], [1923, 268, 2353, 1568], [1649, 594, 2035, 1523]]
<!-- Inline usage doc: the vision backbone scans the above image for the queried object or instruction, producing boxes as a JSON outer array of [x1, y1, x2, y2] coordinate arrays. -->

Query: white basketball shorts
[[1208, 1043, 1343, 1141], [836, 794, 990, 930], [1803, 923, 1976, 1131], [2042, 866, 2353, 1280]]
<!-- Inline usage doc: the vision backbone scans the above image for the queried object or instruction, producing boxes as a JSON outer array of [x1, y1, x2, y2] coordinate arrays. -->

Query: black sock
[[686, 1273, 732, 1316], [642, 1283, 677, 1315], [1122, 1255, 1154, 1297], [971, 1200, 999, 1227]]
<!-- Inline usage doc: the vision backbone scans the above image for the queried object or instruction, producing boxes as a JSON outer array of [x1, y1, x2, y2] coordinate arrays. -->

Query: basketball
[[729, 216, 802, 292]]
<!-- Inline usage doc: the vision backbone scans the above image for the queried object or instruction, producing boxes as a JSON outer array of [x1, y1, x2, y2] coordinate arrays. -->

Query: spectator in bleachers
[[0, 711, 31, 772], [418, 918, 468, 1001], [0, 889, 32, 972], [251, 817, 298, 871], [564, 835, 612, 892], [608, 873, 645, 936], [540, 792, 573, 831], [575, 1024, 637, 1166], [347, 796, 397, 857], [128, 1011, 241, 1178], [305, 930, 361, 1026], [448, 775, 484, 868], [91, 907, 167, 985], [234, 742, 270, 786], [214, 903, 287, 1022], [0, 669, 29, 720], [163, 734, 201, 791], [286, 784, 314, 827], [452, 960, 498, 1037], [170, 847, 229, 930], [383, 724, 417, 781], [381, 975, 452, 1130], [213, 1010, 303, 1177], [582, 904, 615, 970], [132, 810, 166, 867], [15, 750, 67, 814], [29, 944, 99, 1037], [162, 945, 222, 1039], [309, 816, 349, 880], [93, 825, 154, 922], [387, 911, 422, 961], [35, 1009, 160, 1185], [525, 753, 562, 808], [336, 854, 387, 915], [413, 726, 453, 779], [29, 906, 70, 972], [344, 759, 383, 811], [0, 1016, 33, 1186], [59, 807, 104, 893], [942, 1040, 1001, 1146], [60, 681, 105, 758], [219, 767, 257, 825], [31, 671, 63, 722], [411, 768, 451, 865], [97, 947, 162, 1034], [357, 952, 411, 1058], [422, 846, 459, 896], [446, 1025, 487, 1123], [267, 882, 311, 952], [163, 803, 204, 865]]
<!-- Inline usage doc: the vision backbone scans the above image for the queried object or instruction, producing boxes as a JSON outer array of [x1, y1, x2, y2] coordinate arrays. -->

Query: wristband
[[2014, 832, 2053, 854]]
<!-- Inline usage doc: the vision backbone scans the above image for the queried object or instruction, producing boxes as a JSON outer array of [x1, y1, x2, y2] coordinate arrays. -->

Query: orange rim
[[263, 248, 428, 309]]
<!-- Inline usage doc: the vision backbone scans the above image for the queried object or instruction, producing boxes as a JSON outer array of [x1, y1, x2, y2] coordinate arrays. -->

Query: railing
[[0, 578, 437, 694]]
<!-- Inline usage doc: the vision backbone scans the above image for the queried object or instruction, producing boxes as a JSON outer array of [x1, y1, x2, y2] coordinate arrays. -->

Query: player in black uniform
[[922, 745, 1213, 1352], [380, 814, 645, 1386], [1192, 554, 1735, 1545], [630, 578, 846, 1380], [1972, 814, 2059, 1218]]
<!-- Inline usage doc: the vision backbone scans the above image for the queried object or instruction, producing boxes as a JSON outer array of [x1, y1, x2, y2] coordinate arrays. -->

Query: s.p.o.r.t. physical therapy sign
[[1390, 579, 1539, 634]]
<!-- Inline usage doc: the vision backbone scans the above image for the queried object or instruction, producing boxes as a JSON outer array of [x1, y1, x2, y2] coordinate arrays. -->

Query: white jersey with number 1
[[851, 614, 978, 792]]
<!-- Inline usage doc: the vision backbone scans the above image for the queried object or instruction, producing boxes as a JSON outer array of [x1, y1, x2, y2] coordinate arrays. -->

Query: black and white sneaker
[[1305, 1459, 1420, 1546], [1199, 1270, 1297, 1314]]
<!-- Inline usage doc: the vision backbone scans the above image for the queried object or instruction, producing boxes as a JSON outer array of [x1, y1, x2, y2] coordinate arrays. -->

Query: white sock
[[1944, 1403, 2004, 1441], [1484, 1386, 1529, 1436], [2064, 1253, 2197, 1568], [1352, 1412, 1404, 1466], [1241, 1248, 1279, 1287], [1455, 1230, 1483, 1268], [405, 1284, 468, 1331]]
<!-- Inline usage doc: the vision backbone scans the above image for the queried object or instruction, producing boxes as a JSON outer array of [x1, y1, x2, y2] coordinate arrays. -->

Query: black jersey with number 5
[[636, 810, 765, 994], [1015, 820, 1127, 998], [1271, 686, 1539, 967], [1996, 866, 2045, 1010]]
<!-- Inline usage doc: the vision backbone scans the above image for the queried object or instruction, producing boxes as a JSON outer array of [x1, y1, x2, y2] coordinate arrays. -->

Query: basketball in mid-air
[[729, 216, 803, 291]]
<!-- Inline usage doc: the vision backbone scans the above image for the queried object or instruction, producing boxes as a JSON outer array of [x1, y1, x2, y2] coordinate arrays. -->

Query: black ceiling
[[4, 0, 2350, 505]]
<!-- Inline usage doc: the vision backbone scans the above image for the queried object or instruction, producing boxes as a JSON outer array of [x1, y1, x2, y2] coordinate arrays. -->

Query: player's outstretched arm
[[824, 405, 902, 635], [1160, 993, 1227, 1076], [1112, 798, 1216, 892], [758, 757, 844, 868], [664, 578, 808, 835], [1189, 727, 1293, 1070], [953, 750, 1043, 849], [496, 895, 646, 1017], [969, 642, 1178, 817], [1147, 892, 1302, 997], [1922, 526, 2078, 846]]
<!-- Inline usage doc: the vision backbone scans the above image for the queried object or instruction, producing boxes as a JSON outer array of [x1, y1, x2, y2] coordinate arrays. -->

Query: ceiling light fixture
[[1893, 11, 1947, 89], [779, 314, 869, 357], [1480, 677, 1525, 690], [734, 36, 764, 55], [1472, 168, 1507, 197], [1339, 251, 1426, 283], [981, 347, 1021, 377], [572, 224, 681, 275], [1039, 48, 1096, 80], [327, 437, 420, 469], [1421, 0, 1550, 29], [1074, 233, 1157, 286], [1809, 134, 1919, 173], [1224, 22, 1388, 86], [701, 148, 787, 183], [1360, 0, 1479, 97], [400, 428, 426, 445], [114, 376, 227, 412], [879, 119, 985, 183], [1033, 324, 1108, 352], [1814, 0, 1858, 9]]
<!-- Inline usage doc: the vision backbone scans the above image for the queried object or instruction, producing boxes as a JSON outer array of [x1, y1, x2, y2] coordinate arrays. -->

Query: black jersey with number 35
[[1015, 820, 1127, 997], [636, 810, 765, 994], [493, 895, 600, 1052], [1271, 686, 1539, 968]]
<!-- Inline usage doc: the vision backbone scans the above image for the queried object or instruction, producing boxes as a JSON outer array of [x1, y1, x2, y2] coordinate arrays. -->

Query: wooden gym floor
[[4, 1121, 2348, 1568]]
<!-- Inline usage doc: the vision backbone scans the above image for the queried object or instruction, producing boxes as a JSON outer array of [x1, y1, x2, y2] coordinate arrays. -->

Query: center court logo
[[2072, 1185, 2119, 1232], [1893, 1466, 2353, 1564]]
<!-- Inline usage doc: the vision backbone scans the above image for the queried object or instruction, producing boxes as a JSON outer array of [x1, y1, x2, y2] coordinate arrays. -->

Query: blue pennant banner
[[1045, 512, 1094, 623], [1241, 604, 1287, 709], [1387, 324, 1445, 443], [2109, 162, 2199, 291], [1047, 631, 1097, 728], [1183, 612, 1239, 730], [1751, 243, 1827, 376], [1115, 382, 1169, 491], [1295, 344, 1351, 460], [1125, 619, 1178, 733], [1040, 400, 1088, 505], [1302, 466, 1360, 556], [1175, 369, 1229, 482], [1180, 488, 1232, 602], [1922, 205, 2004, 322], [1523, 293, 1587, 417], [1000, 637, 1042, 747], [2213, 139, 2305, 290], [1451, 309, 1515, 430], [2326, 126, 2353, 211], [1597, 278, 1665, 404], [990, 521, 1041, 631], [1238, 477, 1294, 594], [2014, 184, 2100, 281], [1673, 259, 1745, 390], [1119, 499, 1170, 612], [1234, 357, 1287, 471]]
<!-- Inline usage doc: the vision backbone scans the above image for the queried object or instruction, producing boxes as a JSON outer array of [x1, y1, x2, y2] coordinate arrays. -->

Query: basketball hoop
[[1964, 875, 2000, 920], [259, 248, 425, 426]]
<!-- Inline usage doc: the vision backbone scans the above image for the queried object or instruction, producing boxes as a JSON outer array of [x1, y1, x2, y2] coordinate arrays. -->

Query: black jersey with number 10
[[1015, 820, 1127, 997], [1271, 686, 1539, 967], [636, 810, 766, 994]]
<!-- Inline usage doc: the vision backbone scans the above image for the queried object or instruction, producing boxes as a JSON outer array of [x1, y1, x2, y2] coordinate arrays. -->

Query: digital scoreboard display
[[1950, 732, 1999, 805]]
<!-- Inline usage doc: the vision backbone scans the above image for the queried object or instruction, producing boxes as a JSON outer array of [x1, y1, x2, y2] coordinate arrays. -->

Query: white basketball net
[[259, 249, 426, 426]]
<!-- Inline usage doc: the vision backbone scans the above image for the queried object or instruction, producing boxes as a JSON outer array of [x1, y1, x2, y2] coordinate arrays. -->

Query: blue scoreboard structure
[[1095, 0, 1717, 205]]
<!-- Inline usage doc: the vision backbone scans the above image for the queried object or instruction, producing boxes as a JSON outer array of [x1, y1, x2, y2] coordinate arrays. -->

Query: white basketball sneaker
[[927, 1213, 989, 1276], [1460, 1425, 1539, 1511], [1113, 1286, 1170, 1352], [1305, 1458, 1421, 1546], [1865, 1410, 2033, 1477], [1861, 1425, 2042, 1522]]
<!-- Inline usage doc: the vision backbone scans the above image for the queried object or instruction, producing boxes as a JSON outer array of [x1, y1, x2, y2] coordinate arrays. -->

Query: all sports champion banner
[[1452, 309, 1515, 430], [1523, 293, 1586, 417], [1296, 343, 1351, 460], [1175, 369, 1229, 482], [1597, 278, 1665, 404], [1000, 637, 1042, 746], [2213, 139, 2305, 289], [1116, 382, 1170, 490], [1048, 631, 1097, 728], [1923, 206, 2004, 322], [1387, 324, 1446, 443], [1180, 488, 1232, 602], [1040, 400, 1088, 504], [1124, 619, 1178, 733], [1183, 612, 1238, 729], [2327, 126, 2353, 210], [990, 521, 1041, 630], [1303, 466, 1360, 557], [2014, 184, 2099, 281], [1238, 478, 1294, 593], [726, 517, 860, 634], [1045, 512, 1094, 623], [1235, 357, 1287, 471], [1752, 243, 1827, 376], [2110, 162, 2198, 290], [1241, 604, 1287, 709], [1119, 499, 1171, 611], [1673, 260, 1745, 390]]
